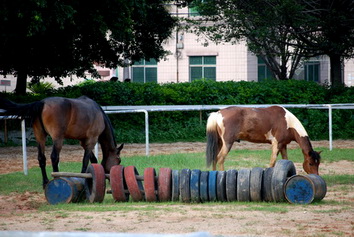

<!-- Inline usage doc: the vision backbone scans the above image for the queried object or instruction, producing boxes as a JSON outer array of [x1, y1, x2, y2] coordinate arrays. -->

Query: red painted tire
[[124, 166, 144, 201], [144, 167, 157, 202], [158, 168, 172, 201], [85, 164, 106, 203], [110, 165, 129, 202]]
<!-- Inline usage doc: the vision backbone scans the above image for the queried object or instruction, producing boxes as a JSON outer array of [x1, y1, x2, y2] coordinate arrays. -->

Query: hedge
[[1, 79, 353, 144]]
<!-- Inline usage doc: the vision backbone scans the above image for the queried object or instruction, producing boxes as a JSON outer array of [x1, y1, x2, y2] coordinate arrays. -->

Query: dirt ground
[[0, 140, 353, 236]]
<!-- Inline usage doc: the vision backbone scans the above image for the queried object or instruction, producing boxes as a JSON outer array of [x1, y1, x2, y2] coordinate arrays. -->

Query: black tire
[[208, 171, 218, 202], [226, 169, 237, 202], [262, 167, 274, 202], [199, 171, 209, 202], [237, 169, 251, 202], [217, 171, 227, 202], [180, 169, 191, 203], [271, 160, 296, 202], [190, 169, 201, 203], [171, 170, 180, 202], [250, 167, 264, 202]]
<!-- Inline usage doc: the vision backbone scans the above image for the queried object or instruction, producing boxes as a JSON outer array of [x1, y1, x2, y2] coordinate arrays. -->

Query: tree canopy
[[190, 0, 354, 86], [0, 0, 177, 94]]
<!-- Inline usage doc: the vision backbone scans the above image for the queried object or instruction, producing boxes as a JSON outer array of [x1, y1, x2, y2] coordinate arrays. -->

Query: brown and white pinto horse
[[0, 96, 123, 188], [206, 106, 321, 174]]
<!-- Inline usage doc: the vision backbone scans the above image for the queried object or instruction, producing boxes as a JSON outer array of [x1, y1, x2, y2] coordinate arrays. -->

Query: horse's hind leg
[[51, 139, 64, 172], [89, 151, 98, 163], [216, 140, 233, 171], [33, 121, 49, 188]]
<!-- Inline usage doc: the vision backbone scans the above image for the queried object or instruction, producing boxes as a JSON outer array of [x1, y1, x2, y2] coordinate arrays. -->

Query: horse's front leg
[[269, 139, 279, 167], [279, 144, 288, 160], [89, 151, 98, 163], [81, 149, 94, 173]]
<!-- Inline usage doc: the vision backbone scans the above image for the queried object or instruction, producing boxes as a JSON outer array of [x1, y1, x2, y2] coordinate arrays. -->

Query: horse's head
[[103, 143, 124, 173], [303, 150, 321, 175]]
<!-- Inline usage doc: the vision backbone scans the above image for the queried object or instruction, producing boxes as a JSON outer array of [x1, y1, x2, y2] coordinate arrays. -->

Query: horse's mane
[[97, 103, 117, 147]]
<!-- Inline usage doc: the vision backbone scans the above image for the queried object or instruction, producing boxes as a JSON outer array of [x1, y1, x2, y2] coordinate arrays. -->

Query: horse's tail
[[206, 112, 220, 168], [0, 97, 44, 125]]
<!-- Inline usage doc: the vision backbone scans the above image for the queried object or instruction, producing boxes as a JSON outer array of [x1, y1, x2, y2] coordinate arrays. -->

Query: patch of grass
[[316, 148, 354, 162], [1, 148, 353, 216], [322, 174, 354, 186], [242, 204, 289, 213]]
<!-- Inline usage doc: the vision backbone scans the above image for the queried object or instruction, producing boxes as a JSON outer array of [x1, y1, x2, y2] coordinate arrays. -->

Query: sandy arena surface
[[0, 140, 353, 236]]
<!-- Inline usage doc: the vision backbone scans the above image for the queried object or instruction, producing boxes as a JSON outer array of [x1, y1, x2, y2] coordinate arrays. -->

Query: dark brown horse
[[0, 96, 123, 187], [206, 106, 321, 174]]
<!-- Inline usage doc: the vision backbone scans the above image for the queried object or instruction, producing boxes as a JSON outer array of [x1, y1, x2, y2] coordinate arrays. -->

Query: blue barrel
[[45, 177, 86, 205], [284, 174, 327, 204]]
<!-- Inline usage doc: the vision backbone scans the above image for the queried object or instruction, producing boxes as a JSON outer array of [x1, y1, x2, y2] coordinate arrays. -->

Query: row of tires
[[110, 159, 296, 203], [45, 159, 326, 205]]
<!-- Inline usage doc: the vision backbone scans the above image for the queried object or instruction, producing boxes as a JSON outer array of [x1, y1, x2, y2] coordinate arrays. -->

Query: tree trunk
[[329, 54, 344, 87], [14, 69, 28, 95]]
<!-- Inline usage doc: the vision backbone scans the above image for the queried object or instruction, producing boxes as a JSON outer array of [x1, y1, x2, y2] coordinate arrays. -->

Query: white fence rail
[[1, 103, 353, 175]]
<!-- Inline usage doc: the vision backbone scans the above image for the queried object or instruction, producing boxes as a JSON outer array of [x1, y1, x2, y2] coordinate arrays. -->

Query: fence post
[[21, 119, 28, 175], [328, 105, 333, 151]]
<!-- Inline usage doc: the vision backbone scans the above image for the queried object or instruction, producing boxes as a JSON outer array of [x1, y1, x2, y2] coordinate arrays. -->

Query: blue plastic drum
[[45, 177, 86, 205], [284, 174, 327, 204]]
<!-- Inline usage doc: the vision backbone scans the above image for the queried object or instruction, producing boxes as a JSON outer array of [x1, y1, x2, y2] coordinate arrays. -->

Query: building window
[[132, 59, 157, 83], [257, 56, 275, 81], [189, 56, 216, 81], [304, 61, 320, 82]]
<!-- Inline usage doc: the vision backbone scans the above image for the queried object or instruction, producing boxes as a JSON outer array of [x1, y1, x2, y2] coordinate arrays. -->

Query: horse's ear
[[318, 150, 322, 155], [117, 143, 124, 152]]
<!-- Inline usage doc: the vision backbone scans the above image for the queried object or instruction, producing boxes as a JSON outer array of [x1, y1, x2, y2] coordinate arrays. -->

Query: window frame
[[189, 56, 216, 82], [132, 59, 158, 83]]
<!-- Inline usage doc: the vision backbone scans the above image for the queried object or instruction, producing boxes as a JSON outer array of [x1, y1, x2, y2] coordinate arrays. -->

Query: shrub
[[1, 80, 353, 143]]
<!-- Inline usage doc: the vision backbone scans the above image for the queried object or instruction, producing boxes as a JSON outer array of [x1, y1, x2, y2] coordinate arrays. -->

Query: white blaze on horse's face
[[283, 107, 308, 137]]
